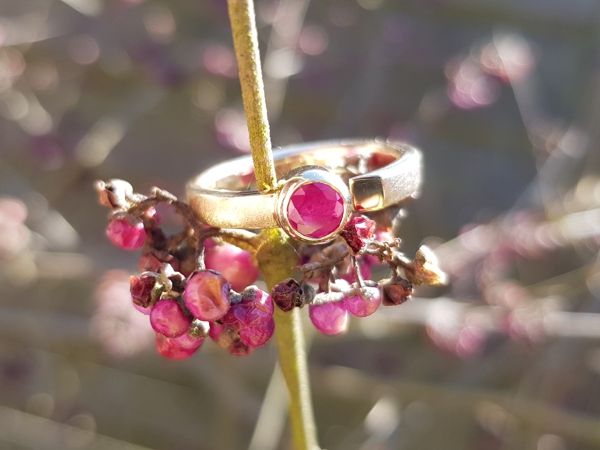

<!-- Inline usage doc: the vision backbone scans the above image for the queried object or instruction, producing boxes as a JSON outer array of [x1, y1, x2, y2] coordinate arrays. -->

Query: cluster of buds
[[272, 215, 447, 335], [96, 179, 446, 358], [96, 179, 272, 359]]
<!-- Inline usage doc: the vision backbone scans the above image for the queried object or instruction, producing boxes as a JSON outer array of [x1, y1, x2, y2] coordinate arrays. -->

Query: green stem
[[226, 1, 319, 449], [256, 229, 318, 450]]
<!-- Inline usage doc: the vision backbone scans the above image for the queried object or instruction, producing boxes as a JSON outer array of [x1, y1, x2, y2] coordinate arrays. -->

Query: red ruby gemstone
[[287, 182, 344, 239]]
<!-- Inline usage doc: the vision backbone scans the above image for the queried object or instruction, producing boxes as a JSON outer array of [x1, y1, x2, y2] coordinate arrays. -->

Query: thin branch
[[227, 1, 318, 449]]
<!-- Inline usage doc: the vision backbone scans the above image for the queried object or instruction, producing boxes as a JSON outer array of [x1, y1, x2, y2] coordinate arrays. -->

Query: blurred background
[[1, 0, 600, 449]]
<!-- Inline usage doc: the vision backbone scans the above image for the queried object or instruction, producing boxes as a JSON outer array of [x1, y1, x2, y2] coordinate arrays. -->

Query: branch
[[227, 1, 319, 449]]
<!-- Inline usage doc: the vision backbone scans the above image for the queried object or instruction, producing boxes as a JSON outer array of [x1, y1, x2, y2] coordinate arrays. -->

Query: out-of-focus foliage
[[1, 0, 600, 449]]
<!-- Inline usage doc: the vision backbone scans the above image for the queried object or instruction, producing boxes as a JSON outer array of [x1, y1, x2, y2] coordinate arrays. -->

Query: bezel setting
[[275, 167, 352, 244]]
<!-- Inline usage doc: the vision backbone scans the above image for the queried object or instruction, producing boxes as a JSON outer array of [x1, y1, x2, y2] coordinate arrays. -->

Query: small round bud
[[223, 286, 274, 348], [106, 216, 146, 250], [309, 301, 349, 336], [204, 239, 259, 291], [343, 286, 381, 317], [150, 299, 192, 337], [183, 270, 231, 321], [130, 274, 156, 310], [156, 332, 204, 360], [382, 278, 413, 306]]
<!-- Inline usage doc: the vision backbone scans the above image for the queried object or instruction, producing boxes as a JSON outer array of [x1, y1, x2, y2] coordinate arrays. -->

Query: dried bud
[[130, 274, 157, 308], [382, 278, 413, 306], [95, 179, 133, 209], [341, 215, 376, 253], [272, 278, 303, 312], [408, 245, 448, 286]]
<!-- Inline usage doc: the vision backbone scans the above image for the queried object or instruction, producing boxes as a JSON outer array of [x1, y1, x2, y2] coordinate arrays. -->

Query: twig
[[227, 1, 319, 449]]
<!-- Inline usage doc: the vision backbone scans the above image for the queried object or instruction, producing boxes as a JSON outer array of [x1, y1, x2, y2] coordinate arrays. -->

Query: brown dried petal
[[382, 278, 413, 306], [130, 274, 157, 308], [410, 245, 448, 286], [272, 278, 303, 312]]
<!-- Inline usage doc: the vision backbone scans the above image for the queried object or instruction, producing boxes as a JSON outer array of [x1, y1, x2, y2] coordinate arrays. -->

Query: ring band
[[186, 139, 422, 242]]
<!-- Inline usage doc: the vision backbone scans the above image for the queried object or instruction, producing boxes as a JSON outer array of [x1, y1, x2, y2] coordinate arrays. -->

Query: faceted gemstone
[[155, 332, 204, 360], [183, 270, 231, 321], [343, 286, 381, 317], [204, 239, 259, 291], [150, 299, 192, 337], [129, 274, 155, 310], [287, 182, 344, 239], [341, 215, 376, 253], [106, 216, 146, 250], [309, 301, 349, 335]]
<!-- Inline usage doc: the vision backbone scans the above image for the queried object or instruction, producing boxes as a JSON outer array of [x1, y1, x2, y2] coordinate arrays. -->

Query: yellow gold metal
[[187, 139, 422, 240], [350, 177, 385, 210]]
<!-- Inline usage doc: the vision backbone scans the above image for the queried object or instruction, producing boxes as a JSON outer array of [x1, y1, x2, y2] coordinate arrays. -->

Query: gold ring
[[186, 139, 422, 243]]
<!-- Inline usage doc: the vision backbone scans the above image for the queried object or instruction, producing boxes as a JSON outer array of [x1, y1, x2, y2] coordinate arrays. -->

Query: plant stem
[[226, 1, 319, 449], [227, 0, 276, 193], [257, 229, 318, 450]]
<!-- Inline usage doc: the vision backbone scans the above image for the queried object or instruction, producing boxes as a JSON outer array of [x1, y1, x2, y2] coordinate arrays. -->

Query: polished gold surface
[[186, 139, 422, 233], [350, 141, 422, 210]]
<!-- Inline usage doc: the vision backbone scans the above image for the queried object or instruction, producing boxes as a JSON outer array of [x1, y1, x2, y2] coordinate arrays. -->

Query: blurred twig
[[248, 364, 288, 450], [316, 365, 600, 447], [0, 405, 152, 450]]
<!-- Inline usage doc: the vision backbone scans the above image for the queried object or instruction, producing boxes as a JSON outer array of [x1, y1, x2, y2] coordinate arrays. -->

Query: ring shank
[[186, 139, 422, 230]]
